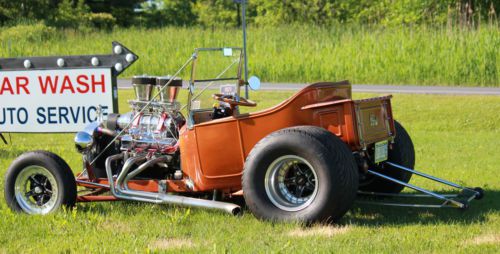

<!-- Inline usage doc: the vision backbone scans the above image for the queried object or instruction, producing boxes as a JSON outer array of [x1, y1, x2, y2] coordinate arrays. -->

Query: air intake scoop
[[132, 76, 156, 101], [156, 76, 182, 103]]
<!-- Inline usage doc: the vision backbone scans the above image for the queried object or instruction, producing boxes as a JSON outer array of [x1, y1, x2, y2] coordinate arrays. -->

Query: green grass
[[1, 25, 499, 86], [0, 89, 499, 253]]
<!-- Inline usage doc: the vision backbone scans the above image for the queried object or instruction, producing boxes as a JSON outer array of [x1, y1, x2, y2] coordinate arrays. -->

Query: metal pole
[[367, 169, 465, 208], [242, 1, 249, 99], [0, 133, 7, 145], [385, 162, 470, 190]]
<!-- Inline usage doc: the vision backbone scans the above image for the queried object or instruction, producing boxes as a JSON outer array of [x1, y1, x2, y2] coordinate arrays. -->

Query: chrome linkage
[[356, 162, 484, 209]]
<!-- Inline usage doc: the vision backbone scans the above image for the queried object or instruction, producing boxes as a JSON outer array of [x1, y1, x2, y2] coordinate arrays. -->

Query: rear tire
[[242, 126, 358, 223], [360, 121, 415, 193], [4, 151, 77, 214]]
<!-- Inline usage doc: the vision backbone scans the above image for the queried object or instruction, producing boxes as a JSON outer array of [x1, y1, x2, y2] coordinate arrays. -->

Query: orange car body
[[179, 81, 395, 192], [78, 80, 395, 201]]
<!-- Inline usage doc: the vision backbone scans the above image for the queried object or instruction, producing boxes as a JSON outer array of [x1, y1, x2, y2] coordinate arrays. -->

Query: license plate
[[374, 140, 388, 163]]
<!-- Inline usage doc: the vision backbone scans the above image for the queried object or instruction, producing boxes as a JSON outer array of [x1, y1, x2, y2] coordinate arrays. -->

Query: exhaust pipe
[[105, 154, 241, 216]]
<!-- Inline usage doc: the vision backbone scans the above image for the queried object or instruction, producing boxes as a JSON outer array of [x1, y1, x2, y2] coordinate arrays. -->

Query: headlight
[[74, 131, 94, 153], [74, 122, 99, 153]]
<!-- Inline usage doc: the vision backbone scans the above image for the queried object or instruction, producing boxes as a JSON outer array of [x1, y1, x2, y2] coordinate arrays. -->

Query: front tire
[[4, 151, 77, 214], [242, 126, 358, 223]]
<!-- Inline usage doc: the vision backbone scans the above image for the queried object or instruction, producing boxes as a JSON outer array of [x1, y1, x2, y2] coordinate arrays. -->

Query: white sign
[[0, 68, 115, 132]]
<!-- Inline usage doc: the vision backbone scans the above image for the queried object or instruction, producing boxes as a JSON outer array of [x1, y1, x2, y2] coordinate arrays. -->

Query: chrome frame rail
[[356, 162, 484, 209]]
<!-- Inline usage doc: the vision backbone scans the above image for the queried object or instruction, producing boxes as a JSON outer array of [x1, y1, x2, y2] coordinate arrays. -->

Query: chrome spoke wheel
[[264, 155, 319, 212], [14, 166, 59, 214]]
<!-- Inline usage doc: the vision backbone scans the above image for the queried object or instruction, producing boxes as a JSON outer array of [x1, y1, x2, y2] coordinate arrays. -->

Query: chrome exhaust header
[[105, 154, 241, 216]]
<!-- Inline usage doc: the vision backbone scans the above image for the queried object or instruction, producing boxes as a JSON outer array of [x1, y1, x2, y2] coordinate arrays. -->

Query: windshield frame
[[186, 47, 244, 128]]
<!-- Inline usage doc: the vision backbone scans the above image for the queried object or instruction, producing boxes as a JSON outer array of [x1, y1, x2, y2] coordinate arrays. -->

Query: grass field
[[1, 25, 499, 87], [0, 89, 499, 253]]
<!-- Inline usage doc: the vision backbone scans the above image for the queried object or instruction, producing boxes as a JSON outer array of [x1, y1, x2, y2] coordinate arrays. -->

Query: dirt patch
[[468, 234, 500, 245], [149, 238, 194, 250], [288, 226, 350, 238]]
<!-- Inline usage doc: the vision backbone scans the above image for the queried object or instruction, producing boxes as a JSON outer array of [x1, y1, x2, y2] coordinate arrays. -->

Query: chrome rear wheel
[[243, 126, 359, 223], [265, 155, 318, 212]]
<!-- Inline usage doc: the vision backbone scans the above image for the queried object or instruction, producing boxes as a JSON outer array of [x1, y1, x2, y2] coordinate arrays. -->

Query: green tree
[[163, 0, 196, 26], [250, 0, 478, 26], [0, 0, 61, 25], [140, 0, 196, 27], [86, 0, 142, 27], [89, 12, 116, 30], [344, 0, 455, 25], [1, 0, 499, 28], [252, 0, 336, 26], [52, 0, 91, 28], [193, 0, 240, 27]]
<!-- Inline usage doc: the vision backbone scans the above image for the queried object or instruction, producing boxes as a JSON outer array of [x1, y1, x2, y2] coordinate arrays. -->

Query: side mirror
[[248, 76, 261, 91]]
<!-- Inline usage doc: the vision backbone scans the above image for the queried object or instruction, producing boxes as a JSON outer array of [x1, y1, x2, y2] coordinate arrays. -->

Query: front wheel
[[4, 151, 77, 214]]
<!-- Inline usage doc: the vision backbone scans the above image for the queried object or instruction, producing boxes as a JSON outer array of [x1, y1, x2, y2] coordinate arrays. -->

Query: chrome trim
[[74, 132, 94, 152], [123, 156, 169, 191], [75, 180, 110, 189], [359, 162, 483, 209], [264, 155, 319, 212], [74, 121, 99, 153], [355, 200, 447, 208], [385, 162, 470, 190], [14, 165, 59, 214], [366, 169, 465, 208], [88, 55, 195, 167], [357, 191, 458, 198], [104, 154, 241, 215]]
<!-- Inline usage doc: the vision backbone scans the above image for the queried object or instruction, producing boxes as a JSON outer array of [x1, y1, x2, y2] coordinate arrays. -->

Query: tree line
[[0, 0, 498, 29]]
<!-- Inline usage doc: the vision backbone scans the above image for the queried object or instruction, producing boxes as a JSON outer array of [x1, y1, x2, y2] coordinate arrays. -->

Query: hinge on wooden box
[[354, 104, 366, 149]]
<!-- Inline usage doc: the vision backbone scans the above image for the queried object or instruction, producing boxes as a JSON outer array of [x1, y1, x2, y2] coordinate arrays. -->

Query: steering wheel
[[212, 94, 257, 107]]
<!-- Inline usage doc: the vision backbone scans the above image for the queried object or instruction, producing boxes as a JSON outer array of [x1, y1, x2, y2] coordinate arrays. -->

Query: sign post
[[0, 42, 137, 133], [0, 133, 6, 144], [234, 0, 249, 99]]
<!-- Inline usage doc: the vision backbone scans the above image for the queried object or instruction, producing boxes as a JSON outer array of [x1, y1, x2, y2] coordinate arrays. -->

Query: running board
[[356, 162, 484, 209]]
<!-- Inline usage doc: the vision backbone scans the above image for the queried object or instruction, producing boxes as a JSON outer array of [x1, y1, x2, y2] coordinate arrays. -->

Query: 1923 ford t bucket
[[4, 47, 483, 223]]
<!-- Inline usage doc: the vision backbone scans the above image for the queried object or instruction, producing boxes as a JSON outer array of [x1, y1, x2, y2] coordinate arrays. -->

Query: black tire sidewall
[[4, 151, 76, 213], [243, 127, 357, 223]]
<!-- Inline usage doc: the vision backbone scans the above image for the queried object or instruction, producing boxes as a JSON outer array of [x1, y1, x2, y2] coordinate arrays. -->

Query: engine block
[[75, 75, 184, 157], [112, 109, 183, 153], [108, 76, 184, 153]]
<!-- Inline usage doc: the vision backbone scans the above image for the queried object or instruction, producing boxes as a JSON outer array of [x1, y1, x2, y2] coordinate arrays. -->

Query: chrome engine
[[107, 76, 185, 153], [71, 74, 241, 215], [74, 75, 185, 178]]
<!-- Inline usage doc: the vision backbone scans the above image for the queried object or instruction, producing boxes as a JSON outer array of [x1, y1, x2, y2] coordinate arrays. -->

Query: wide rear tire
[[242, 126, 358, 223], [4, 151, 77, 214]]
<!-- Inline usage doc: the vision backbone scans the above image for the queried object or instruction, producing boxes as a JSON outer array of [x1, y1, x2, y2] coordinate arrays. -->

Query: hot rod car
[[3, 47, 483, 223]]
